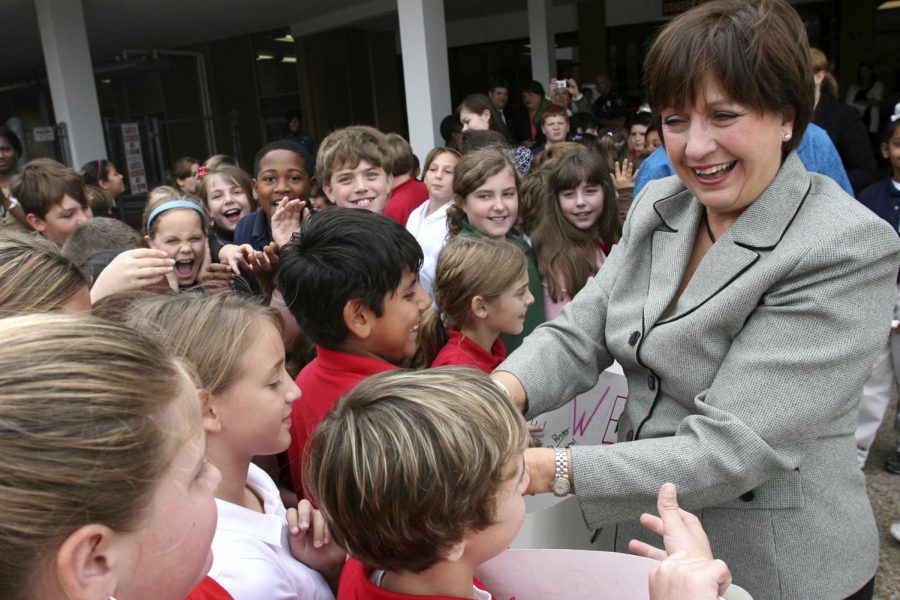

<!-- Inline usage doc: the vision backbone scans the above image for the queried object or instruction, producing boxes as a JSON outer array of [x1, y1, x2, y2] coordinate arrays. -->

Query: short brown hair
[[383, 133, 416, 177], [644, 0, 812, 151], [165, 156, 199, 187], [540, 104, 569, 125], [12, 158, 88, 219], [62, 217, 143, 271], [305, 367, 528, 573], [315, 125, 390, 186]]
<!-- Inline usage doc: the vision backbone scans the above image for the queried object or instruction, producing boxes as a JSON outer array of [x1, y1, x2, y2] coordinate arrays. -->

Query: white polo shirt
[[209, 463, 334, 600], [406, 199, 451, 300]]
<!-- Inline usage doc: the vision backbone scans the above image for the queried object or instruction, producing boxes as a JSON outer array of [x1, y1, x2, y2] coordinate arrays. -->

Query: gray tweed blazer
[[498, 152, 900, 599]]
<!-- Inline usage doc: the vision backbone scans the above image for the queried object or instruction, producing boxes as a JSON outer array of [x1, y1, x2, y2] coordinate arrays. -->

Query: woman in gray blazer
[[492, 1, 900, 598]]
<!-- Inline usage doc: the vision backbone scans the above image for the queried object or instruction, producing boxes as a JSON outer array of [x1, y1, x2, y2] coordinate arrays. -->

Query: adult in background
[[592, 73, 627, 129], [458, 93, 532, 174], [518, 80, 553, 148], [0, 127, 30, 231], [284, 109, 318, 159], [846, 62, 884, 141], [810, 48, 878, 195], [488, 77, 513, 129], [549, 78, 591, 116], [492, 0, 899, 598]]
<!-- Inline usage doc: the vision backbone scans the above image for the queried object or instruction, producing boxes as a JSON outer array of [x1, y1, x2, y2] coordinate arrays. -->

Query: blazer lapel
[[643, 188, 699, 327], [657, 152, 812, 324]]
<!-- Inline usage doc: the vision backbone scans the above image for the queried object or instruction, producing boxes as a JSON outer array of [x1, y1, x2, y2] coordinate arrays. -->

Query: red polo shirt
[[431, 328, 506, 373], [384, 178, 428, 226], [185, 577, 232, 600], [288, 345, 398, 498], [337, 558, 493, 600]]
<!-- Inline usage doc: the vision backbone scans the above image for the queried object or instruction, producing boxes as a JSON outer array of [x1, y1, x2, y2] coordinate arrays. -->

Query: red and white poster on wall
[[120, 123, 148, 194]]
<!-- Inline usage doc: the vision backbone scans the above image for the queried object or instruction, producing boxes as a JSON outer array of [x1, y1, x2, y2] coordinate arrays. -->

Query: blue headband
[[146, 200, 207, 235]]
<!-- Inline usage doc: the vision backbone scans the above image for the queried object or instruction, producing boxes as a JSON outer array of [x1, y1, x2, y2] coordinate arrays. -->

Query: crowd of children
[[4, 33, 898, 597]]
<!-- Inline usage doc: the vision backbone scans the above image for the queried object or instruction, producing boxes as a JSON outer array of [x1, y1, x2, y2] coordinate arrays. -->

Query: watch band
[[553, 447, 568, 484]]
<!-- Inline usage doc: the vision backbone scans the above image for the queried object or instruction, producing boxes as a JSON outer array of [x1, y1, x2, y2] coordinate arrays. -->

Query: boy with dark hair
[[12, 158, 92, 245], [439, 115, 463, 148], [382, 133, 428, 226], [305, 367, 530, 600], [275, 208, 431, 496], [232, 139, 313, 252]]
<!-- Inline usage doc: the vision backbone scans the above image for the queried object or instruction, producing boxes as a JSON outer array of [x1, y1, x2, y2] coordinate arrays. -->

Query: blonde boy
[[305, 367, 530, 600], [316, 126, 393, 213]]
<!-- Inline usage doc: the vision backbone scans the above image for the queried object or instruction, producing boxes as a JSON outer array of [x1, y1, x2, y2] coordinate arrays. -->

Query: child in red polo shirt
[[414, 236, 534, 373], [382, 133, 428, 226], [305, 368, 530, 600], [274, 208, 431, 497]]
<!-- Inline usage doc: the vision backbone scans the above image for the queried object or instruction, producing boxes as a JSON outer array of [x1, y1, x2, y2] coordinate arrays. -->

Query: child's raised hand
[[271, 197, 309, 247], [218, 243, 256, 275], [198, 262, 234, 291], [247, 241, 280, 275], [629, 483, 731, 599], [287, 499, 345, 590], [89, 248, 174, 304], [613, 159, 638, 190]]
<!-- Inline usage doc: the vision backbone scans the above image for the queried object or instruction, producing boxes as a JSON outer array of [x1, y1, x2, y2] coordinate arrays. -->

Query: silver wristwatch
[[550, 447, 571, 497]]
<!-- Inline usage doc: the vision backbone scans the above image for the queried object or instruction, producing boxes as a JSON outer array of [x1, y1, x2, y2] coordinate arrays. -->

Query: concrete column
[[397, 0, 452, 161], [527, 0, 554, 88], [34, 0, 106, 167]]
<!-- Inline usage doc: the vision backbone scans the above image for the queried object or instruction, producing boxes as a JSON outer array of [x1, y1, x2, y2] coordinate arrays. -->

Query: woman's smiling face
[[661, 74, 793, 219]]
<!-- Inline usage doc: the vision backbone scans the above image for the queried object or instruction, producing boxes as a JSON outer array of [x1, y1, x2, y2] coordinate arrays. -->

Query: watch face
[[551, 477, 570, 497]]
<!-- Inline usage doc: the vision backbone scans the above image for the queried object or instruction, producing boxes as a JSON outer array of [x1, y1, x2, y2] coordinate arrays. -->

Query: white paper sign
[[33, 126, 55, 142], [525, 364, 628, 514], [475, 549, 655, 600], [120, 123, 148, 193]]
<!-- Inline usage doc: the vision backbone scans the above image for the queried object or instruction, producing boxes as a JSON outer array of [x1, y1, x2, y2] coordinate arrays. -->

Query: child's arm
[[287, 499, 345, 593], [89, 248, 174, 304]]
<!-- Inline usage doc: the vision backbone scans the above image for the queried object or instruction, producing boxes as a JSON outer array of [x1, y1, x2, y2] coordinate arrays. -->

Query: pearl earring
[[783, 131, 792, 142]]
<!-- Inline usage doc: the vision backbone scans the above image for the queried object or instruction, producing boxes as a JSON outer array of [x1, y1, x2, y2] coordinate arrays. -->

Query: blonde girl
[[532, 145, 621, 320], [123, 292, 343, 600], [415, 236, 532, 372], [0, 313, 221, 600], [447, 147, 544, 352], [142, 191, 225, 290], [405, 146, 460, 298]]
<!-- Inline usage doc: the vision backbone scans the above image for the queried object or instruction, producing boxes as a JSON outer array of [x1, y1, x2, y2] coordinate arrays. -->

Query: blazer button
[[628, 331, 641, 346], [647, 374, 656, 391], [625, 429, 634, 441], [740, 490, 755, 502]]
